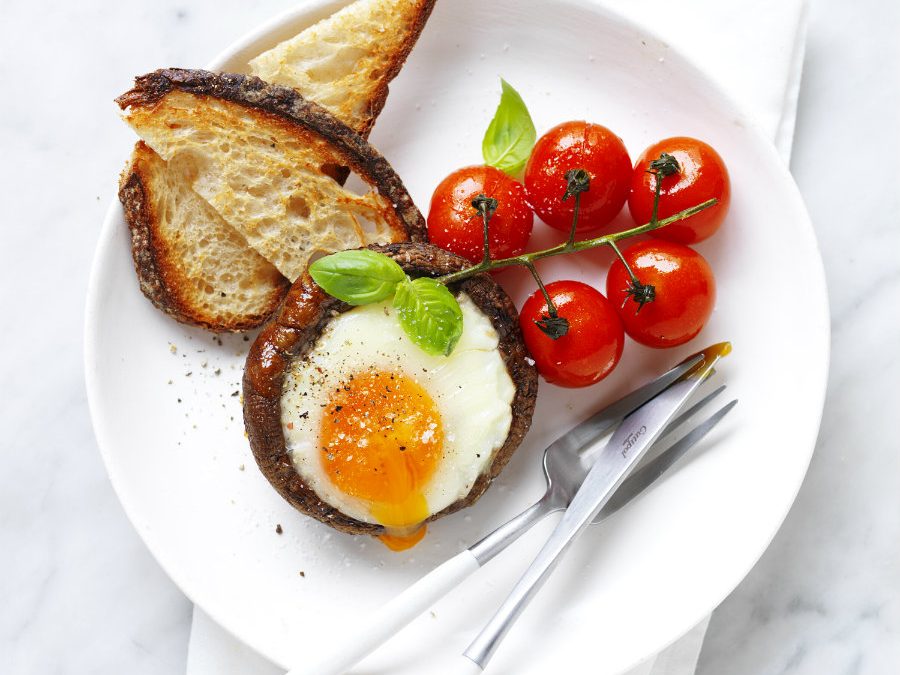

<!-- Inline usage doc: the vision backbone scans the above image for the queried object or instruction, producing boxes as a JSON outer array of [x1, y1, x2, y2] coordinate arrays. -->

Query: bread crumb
[[299, 571, 305, 577], [238, 464, 245, 471], [169, 343, 177, 354], [275, 524, 283, 535]]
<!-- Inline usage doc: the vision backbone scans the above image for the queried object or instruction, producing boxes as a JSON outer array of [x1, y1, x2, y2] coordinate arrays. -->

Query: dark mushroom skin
[[243, 242, 539, 535]]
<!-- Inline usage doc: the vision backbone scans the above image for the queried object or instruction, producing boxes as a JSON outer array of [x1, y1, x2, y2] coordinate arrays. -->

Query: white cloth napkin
[[186, 1, 808, 673]]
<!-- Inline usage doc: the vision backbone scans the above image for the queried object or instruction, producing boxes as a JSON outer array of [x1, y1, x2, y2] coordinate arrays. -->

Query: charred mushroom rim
[[243, 242, 539, 535]]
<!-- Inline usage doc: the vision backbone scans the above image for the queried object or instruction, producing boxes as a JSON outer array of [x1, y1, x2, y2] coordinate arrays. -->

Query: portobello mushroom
[[243, 242, 538, 535]]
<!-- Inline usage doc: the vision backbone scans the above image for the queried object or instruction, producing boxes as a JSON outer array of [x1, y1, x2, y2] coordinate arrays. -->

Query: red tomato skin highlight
[[519, 280, 625, 388], [524, 121, 632, 233], [606, 240, 716, 349], [427, 165, 533, 263], [628, 137, 731, 245]]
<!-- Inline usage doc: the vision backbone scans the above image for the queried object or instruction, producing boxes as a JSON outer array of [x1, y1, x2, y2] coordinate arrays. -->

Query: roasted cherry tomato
[[427, 166, 533, 263], [606, 240, 715, 349], [519, 280, 624, 387], [524, 121, 631, 233], [628, 137, 730, 244]]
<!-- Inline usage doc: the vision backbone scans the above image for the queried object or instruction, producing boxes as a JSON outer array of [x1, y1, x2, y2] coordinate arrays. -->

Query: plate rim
[[85, 0, 831, 670]]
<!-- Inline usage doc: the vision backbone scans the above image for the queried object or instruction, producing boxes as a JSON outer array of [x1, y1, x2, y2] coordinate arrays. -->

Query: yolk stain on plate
[[319, 370, 443, 550]]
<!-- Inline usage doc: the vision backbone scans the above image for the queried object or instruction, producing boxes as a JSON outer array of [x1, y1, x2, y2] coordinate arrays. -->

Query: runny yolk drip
[[319, 370, 444, 551], [379, 526, 428, 552]]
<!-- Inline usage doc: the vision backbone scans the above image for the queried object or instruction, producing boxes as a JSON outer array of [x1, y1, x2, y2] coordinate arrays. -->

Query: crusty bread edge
[[116, 68, 428, 244], [242, 242, 539, 536], [117, 142, 290, 332], [350, 0, 439, 139]]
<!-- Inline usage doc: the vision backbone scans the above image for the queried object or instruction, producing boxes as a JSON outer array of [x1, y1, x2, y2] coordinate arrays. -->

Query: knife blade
[[462, 342, 731, 670]]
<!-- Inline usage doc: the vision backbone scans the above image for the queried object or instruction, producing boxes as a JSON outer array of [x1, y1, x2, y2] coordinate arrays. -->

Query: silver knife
[[460, 342, 732, 672]]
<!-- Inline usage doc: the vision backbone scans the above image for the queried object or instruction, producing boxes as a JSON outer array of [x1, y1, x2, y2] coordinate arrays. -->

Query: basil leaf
[[482, 79, 536, 176], [393, 277, 464, 356], [309, 250, 406, 305]]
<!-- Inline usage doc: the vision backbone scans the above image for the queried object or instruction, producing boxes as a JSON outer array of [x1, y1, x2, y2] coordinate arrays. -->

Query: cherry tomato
[[427, 166, 532, 263], [606, 240, 715, 349], [628, 137, 730, 245], [524, 121, 631, 233], [519, 280, 624, 388]]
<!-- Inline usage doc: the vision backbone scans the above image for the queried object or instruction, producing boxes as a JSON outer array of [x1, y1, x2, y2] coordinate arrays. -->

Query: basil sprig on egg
[[309, 251, 464, 357]]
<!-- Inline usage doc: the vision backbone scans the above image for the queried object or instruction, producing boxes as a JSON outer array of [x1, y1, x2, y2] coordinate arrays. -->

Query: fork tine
[[578, 384, 725, 459], [559, 353, 705, 452], [597, 399, 738, 520], [660, 384, 727, 440]]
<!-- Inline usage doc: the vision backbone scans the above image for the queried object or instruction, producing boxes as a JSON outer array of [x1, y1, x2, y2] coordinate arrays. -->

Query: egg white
[[280, 293, 516, 526]]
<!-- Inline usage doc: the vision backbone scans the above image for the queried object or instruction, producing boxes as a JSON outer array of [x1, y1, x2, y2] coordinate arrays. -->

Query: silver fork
[[289, 353, 736, 675]]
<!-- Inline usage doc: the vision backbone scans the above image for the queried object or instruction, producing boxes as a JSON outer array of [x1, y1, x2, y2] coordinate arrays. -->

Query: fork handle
[[287, 550, 480, 675], [287, 499, 553, 675], [469, 498, 551, 565]]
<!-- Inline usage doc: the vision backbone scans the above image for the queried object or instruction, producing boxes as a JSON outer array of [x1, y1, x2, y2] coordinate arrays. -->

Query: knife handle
[[463, 527, 575, 670], [448, 655, 485, 675]]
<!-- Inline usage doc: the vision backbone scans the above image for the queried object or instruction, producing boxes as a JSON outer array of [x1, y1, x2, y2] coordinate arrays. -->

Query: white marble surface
[[0, 1, 897, 674]]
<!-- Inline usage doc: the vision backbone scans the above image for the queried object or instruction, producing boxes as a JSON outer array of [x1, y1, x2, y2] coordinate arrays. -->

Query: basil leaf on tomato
[[482, 78, 536, 176]]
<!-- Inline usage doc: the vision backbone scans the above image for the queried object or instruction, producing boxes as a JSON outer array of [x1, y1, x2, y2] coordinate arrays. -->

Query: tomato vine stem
[[436, 197, 717, 286], [471, 194, 498, 267]]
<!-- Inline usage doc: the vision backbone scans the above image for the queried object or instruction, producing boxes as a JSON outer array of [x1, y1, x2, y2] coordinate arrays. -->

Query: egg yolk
[[319, 370, 444, 550]]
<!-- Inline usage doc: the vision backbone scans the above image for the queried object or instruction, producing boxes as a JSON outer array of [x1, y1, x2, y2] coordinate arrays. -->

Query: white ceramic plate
[[85, 1, 829, 673]]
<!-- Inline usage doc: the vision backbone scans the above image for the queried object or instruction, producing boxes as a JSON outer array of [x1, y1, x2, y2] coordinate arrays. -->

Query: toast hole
[[287, 195, 311, 219], [354, 213, 383, 239], [319, 163, 347, 183], [280, 167, 291, 178], [344, 171, 370, 197]]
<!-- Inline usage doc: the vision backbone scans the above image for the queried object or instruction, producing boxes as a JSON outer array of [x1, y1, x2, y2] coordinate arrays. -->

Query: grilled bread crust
[[242, 242, 539, 535], [118, 142, 290, 331], [118, 0, 437, 331]]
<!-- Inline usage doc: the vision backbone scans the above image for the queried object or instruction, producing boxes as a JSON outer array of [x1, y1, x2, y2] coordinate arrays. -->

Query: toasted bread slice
[[117, 69, 427, 283], [249, 0, 437, 136], [119, 142, 290, 331], [120, 0, 436, 331]]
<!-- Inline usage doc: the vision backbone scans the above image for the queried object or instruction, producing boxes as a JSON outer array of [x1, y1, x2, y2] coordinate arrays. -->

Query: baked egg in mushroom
[[243, 243, 538, 550]]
